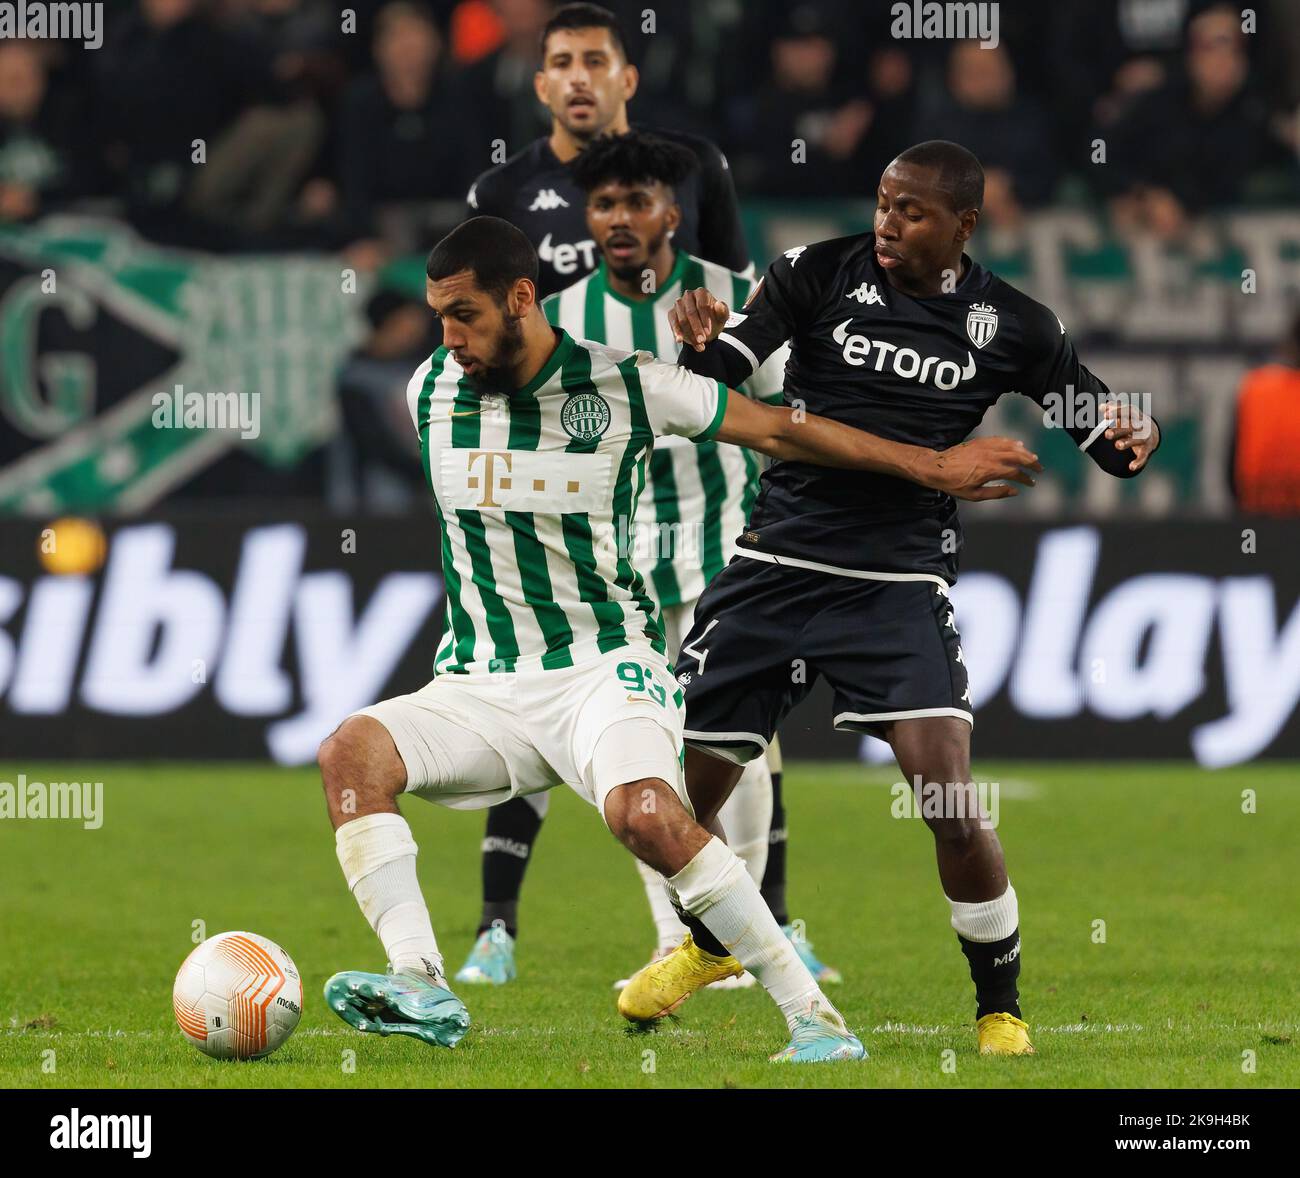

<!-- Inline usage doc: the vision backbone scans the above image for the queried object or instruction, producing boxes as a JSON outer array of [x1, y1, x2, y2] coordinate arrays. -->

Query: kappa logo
[[831, 319, 976, 390], [529, 188, 570, 211], [966, 302, 999, 349], [847, 282, 885, 306]]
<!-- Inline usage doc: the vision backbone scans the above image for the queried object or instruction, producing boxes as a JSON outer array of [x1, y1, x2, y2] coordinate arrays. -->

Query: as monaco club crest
[[966, 302, 999, 349]]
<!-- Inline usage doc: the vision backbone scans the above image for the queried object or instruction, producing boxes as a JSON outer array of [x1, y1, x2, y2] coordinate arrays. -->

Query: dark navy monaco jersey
[[466, 127, 750, 299], [680, 232, 1147, 584]]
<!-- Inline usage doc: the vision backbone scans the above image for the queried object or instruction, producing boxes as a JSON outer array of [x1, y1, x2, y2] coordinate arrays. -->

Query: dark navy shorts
[[675, 555, 972, 764]]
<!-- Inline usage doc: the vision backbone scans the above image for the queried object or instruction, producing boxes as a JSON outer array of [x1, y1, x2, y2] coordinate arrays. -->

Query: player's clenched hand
[[916, 437, 1043, 501], [669, 287, 730, 351], [1102, 401, 1160, 473]]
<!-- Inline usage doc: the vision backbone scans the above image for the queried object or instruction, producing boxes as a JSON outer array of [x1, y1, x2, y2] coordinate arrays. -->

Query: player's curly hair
[[569, 131, 699, 196]]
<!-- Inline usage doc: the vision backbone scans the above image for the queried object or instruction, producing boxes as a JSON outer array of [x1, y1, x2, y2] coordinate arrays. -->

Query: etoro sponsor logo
[[832, 318, 976, 390], [537, 232, 597, 276]]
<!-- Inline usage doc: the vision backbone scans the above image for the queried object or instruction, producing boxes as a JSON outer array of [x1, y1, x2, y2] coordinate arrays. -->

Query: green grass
[[1, 761, 1297, 1088]]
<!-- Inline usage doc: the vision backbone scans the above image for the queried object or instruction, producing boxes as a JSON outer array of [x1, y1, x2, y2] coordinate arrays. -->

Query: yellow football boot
[[977, 1012, 1036, 1055], [617, 933, 743, 1022]]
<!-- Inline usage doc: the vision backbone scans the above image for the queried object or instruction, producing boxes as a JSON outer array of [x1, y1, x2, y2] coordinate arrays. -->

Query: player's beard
[[607, 227, 669, 285], [464, 312, 526, 395]]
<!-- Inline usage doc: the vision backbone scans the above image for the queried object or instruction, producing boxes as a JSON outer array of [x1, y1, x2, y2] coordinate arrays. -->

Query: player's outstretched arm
[[1101, 400, 1161, 474], [714, 393, 1043, 502], [669, 287, 731, 351]]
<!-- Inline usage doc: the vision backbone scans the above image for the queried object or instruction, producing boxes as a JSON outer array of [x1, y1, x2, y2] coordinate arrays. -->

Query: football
[[172, 931, 303, 1060]]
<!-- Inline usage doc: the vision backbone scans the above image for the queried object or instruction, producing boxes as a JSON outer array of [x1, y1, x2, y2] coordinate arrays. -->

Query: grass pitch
[[1, 760, 1296, 1089]]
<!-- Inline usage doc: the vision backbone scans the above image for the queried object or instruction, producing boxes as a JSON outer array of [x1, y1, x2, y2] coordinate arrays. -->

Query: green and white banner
[[2, 208, 1295, 515], [0, 217, 366, 513]]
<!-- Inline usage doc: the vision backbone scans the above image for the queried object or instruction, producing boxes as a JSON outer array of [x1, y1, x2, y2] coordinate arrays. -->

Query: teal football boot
[[454, 926, 517, 986], [769, 1006, 866, 1063], [324, 968, 470, 1048], [783, 923, 843, 984]]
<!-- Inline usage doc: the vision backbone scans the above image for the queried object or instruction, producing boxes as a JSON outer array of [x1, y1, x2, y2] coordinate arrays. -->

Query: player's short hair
[[892, 140, 985, 214], [569, 131, 698, 196], [541, 3, 628, 63], [426, 216, 539, 301]]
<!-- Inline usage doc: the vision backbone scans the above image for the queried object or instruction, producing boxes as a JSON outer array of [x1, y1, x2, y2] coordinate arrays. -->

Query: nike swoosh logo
[[449, 408, 486, 418]]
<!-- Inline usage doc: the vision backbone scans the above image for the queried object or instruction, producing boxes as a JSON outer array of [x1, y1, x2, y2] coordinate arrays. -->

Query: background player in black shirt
[[464, 3, 748, 300], [455, 3, 753, 988], [617, 141, 1161, 1056]]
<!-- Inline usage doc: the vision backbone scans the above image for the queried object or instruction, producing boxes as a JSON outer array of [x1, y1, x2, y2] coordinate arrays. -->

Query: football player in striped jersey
[[319, 214, 1040, 1062], [530, 130, 838, 991]]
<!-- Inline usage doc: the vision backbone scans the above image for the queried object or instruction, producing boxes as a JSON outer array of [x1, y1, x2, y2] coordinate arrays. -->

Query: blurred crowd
[[1, 0, 1298, 259]]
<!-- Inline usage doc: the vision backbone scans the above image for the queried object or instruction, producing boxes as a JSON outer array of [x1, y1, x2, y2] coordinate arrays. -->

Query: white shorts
[[354, 642, 687, 821]]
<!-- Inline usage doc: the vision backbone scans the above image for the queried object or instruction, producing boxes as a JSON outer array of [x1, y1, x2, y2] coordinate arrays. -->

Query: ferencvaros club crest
[[560, 391, 611, 441], [966, 302, 999, 349]]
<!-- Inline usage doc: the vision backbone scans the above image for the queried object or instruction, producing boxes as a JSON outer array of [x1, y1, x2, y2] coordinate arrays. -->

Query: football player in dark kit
[[464, 3, 748, 299], [619, 141, 1162, 1055]]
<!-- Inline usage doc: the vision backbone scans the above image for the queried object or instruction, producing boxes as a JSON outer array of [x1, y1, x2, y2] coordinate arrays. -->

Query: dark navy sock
[[760, 770, 789, 926], [959, 928, 1022, 1019], [477, 797, 544, 938]]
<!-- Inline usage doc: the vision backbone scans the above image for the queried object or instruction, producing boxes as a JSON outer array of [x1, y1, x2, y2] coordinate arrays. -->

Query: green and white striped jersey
[[543, 251, 789, 606], [407, 329, 729, 675]]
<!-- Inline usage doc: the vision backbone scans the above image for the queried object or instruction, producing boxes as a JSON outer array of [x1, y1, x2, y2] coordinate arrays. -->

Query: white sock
[[669, 837, 838, 1031], [335, 812, 444, 982], [947, 883, 1019, 941], [715, 755, 773, 884], [635, 857, 688, 952]]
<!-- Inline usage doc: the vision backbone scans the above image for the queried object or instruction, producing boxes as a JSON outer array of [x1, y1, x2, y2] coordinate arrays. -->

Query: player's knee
[[318, 716, 404, 808], [925, 806, 987, 848], [935, 806, 982, 842], [604, 778, 676, 853]]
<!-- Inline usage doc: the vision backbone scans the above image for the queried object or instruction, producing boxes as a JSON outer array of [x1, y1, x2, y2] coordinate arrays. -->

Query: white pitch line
[[0, 1025, 701, 1040], [4, 1021, 1295, 1040]]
